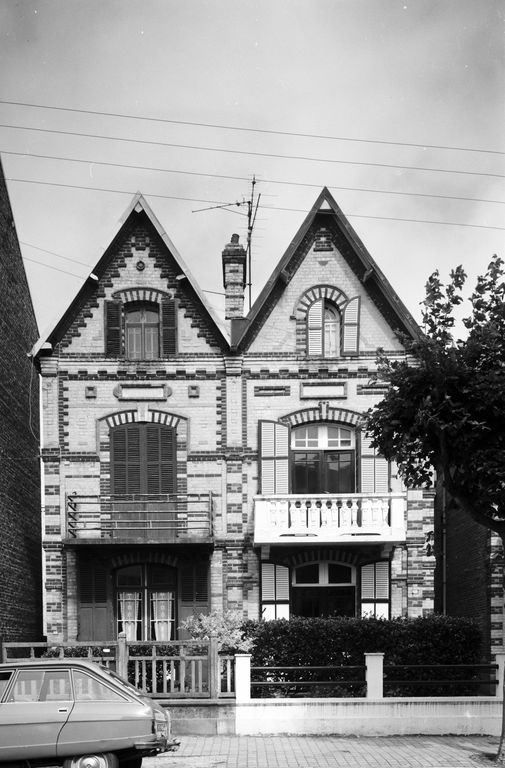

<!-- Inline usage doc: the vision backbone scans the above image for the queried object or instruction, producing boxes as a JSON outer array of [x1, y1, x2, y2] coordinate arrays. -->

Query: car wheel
[[63, 753, 119, 768]]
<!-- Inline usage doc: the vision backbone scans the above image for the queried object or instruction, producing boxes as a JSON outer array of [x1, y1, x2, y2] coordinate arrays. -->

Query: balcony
[[64, 493, 213, 544], [253, 493, 406, 546]]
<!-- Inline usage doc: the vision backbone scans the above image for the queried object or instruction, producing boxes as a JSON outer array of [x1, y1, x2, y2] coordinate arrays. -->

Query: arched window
[[116, 564, 176, 641], [307, 299, 340, 357], [110, 422, 176, 496], [125, 302, 160, 359], [291, 423, 355, 494]]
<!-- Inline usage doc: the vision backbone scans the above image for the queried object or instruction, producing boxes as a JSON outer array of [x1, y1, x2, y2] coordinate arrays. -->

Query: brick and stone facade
[[35, 189, 440, 644], [0, 158, 42, 642]]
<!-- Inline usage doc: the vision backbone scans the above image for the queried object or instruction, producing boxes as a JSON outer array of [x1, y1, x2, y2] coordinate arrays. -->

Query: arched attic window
[[125, 301, 159, 359], [307, 296, 360, 357], [105, 293, 177, 358]]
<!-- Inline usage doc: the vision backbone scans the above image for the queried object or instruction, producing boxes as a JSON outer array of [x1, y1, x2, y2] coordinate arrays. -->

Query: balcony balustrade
[[65, 493, 213, 544], [253, 493, 406, 546]]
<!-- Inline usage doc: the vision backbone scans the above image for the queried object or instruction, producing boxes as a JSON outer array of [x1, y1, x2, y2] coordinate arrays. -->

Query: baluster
[[351, 498, 359, 527], [361, 498, 372, 527], [308, 503, 319, 529], [340, 499, 351, 529]]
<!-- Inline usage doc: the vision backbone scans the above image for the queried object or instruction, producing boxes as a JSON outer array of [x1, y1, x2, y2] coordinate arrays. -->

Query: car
[[0, 658, 179, 768]]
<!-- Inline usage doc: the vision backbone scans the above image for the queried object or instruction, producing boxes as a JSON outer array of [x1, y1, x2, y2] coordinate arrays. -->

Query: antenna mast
[[192, 176, 261, 312]]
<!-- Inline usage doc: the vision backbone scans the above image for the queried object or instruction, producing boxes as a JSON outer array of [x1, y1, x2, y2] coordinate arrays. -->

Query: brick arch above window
[[110, 551, 179, 570], [293, 285, 348, 320], [280, 549, 362, 568], [111, 287, 172, 304], [280, 405, 363, 429], [101, 410, 183, 429]]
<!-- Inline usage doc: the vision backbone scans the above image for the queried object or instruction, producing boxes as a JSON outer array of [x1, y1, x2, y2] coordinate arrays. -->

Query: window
[[291, 424, 356, 494], [125, 302, 159, 359], [261, 563, 290, 620], [116, 564, 176, 641], [105, 296, 177, 357], [305, 295, 360, 357], [292, 561, 356, 618], [360, 562, 390, 618], [111, 422, 176, 496], [307, 300, 340, 357], [73, 669, 126, 701]]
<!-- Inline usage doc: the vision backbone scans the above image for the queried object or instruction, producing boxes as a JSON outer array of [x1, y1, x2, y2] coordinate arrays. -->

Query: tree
[[364, 255, 505, 762]]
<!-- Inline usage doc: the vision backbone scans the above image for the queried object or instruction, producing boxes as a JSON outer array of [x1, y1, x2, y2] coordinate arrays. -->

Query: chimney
[[222, 233, 247, 320]]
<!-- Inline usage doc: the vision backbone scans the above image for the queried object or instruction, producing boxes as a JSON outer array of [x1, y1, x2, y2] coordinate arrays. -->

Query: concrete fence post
[[495, 652, 505, 698], [209, 634, 219, 699], [235, 654, 251, 702], [117, 632, 128, 680], [365, 652, 384, 699]]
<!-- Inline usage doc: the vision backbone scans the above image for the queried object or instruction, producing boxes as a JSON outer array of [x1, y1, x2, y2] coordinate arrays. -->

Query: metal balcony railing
[[66, 493, 213, 542]]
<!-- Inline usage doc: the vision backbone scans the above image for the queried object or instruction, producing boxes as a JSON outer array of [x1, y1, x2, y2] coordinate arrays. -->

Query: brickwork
[[0, 161, 43, 642], [36, 192, 441, 644]]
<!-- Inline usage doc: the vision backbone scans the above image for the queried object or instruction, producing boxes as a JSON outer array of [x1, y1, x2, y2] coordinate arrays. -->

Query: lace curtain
[[118, 591, 141, 640], [151, 591, 173, 641]]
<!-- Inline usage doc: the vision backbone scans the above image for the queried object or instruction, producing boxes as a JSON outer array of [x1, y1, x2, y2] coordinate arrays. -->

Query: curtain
[[151, 591, 173, 641], [118, 591, 141, 640]]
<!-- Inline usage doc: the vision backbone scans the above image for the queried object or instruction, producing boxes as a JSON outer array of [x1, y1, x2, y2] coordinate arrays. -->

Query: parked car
[[0, 658, 179, 768]]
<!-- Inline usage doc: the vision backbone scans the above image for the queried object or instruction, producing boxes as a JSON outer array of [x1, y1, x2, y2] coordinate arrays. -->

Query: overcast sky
[[1, 0, 504, 338]]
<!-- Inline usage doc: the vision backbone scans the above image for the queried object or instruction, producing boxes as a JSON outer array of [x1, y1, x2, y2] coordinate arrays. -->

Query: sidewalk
[[145, 735, 498, 767]]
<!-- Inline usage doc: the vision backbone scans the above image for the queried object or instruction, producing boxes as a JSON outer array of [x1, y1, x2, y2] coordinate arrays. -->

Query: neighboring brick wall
[[0, 161, 42, 642]]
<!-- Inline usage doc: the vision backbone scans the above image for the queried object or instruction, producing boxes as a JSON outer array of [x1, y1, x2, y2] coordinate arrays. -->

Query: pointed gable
[[236, 187, 420, 353], [32, 194, 229, 361]]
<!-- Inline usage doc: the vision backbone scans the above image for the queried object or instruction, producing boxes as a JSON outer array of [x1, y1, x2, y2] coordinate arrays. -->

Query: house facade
[[0, 158, 42, 642], [34, 188, 437, 644]]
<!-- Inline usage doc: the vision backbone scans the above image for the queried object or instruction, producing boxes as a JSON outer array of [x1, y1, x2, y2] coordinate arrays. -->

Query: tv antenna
[[193, 176, 261, 310]]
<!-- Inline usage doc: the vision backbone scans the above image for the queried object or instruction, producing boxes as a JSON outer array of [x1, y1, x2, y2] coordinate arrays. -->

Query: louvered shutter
[[111, 425, 141, 495], [161, 298, 177, 356], [105, 300, 122, 356], [360, 561, 390, 618], [342, 296, 360, 355], [146, 425, 176, 494], [307, 299, 323, 355], [259, 421, 290, 494], [179, 562, 209, 627], [360, 433, 389, 493], [78, 559, 109, 640], [261, 563, 290, 620]]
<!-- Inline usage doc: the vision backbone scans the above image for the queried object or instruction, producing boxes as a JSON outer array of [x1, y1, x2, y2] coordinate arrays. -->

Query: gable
[[238, 188, 420, 354], [34, 199, 229, 360]]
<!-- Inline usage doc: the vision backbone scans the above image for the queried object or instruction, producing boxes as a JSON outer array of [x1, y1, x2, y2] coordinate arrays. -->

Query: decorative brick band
[[110, 551, 179, 569], [282, 548, 362, 567], [111, 287, 170, 303], [294, 284, 348, 319]]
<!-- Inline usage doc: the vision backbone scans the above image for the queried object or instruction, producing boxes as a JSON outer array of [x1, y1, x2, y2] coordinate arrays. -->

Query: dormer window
[[125, 302, 160, 360]]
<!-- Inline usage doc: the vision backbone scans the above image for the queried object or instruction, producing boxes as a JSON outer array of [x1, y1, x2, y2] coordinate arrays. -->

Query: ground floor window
[[116, 564, 176, 641], [292, 561, 356, 617]]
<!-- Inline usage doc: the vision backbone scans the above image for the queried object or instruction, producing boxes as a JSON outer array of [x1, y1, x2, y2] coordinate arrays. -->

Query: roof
[[235, 187, 421, 349]]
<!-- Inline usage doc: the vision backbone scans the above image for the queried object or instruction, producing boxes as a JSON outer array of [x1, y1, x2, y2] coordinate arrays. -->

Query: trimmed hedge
[[242, 616, 484, 697]]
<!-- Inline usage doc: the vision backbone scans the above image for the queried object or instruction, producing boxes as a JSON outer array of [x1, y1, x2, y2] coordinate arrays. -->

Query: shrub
[[180, 610, 253, 654]]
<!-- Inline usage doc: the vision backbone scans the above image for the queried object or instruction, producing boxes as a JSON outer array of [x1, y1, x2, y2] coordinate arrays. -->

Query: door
[[0, 668, 73, 761]]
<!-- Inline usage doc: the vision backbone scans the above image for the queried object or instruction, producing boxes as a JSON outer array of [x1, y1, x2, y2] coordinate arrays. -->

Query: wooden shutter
[[105, 300, 122, 356], [261, 563, 290, 620], [78, 559, 109, 641], [146, 425, 176, 494], [360, 433, 389, 493], [111, 424, 141, 495], [307, 299, 323, 355], [259, 421, 290, 494], [360, 561, 390, 618], [179, 562, 209, 627], [342, 296, 360, 355], [161, 298, 177, 356]]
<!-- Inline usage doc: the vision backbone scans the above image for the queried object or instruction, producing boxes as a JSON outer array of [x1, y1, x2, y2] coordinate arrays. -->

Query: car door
[[0, 667, 73, 762]]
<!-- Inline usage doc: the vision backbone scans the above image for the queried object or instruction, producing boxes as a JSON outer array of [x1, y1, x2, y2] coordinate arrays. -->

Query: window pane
[[8, 670, 44, 702], [126, 309, 142, 322], [293, 453, 320, 493], [326, 452, 355, 493], [328, 564, 352, 584], [40, 671, 72, 701], [127, 326, 142, 359], [117, 565, 142, 587], [0, 671, 13, 701], [144, 326, 159, 359], [73, 670, 126, 701], [117, 590, 142, 641], [295, 564, 319, 584], [150, 591, 175, 641]]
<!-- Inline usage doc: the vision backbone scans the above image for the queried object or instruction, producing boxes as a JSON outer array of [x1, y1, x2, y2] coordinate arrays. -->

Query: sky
[[1, 0, 504, 340]]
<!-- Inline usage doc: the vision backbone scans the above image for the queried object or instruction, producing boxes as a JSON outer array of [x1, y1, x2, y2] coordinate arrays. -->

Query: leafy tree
[[364, 255, 505, 762]]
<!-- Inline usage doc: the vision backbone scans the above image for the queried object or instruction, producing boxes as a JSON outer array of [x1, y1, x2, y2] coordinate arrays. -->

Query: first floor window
[[125, 302, 160, 360], [116, 564, 176, 641], [292, 424, 356, 494]]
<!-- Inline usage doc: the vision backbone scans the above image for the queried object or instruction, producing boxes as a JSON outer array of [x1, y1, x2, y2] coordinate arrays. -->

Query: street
[[145, 735, 497, 767]]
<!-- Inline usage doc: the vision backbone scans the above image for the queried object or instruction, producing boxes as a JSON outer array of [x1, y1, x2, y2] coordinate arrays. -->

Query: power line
[[1, 98, 503, 156], [8, 176, 505, 232], [3, 149, 504, 206], [1, 123, 503, 180]]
